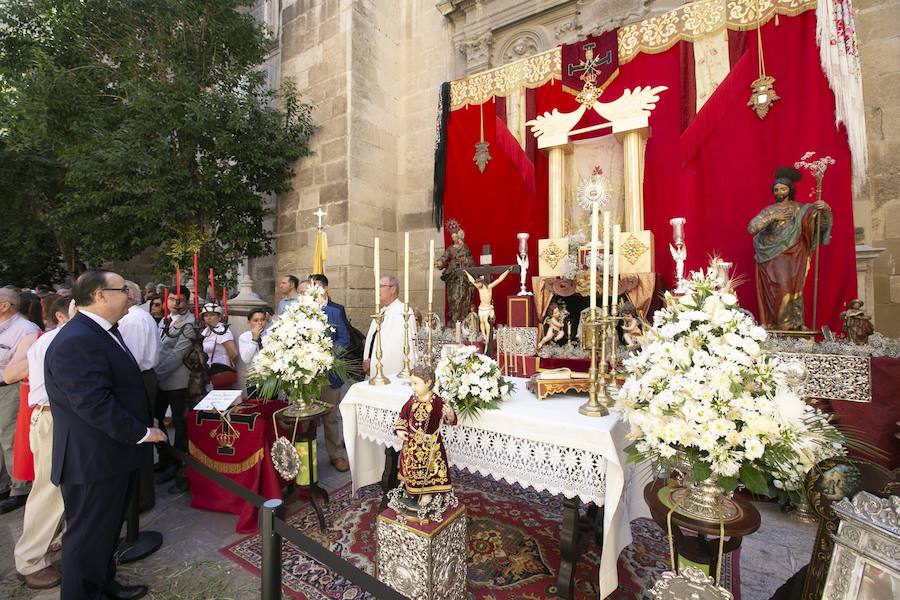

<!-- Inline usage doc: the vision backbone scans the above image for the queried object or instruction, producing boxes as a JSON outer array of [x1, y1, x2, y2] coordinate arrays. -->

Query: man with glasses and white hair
[[0, 287, 40, 514], [363, 275, 417, 377]]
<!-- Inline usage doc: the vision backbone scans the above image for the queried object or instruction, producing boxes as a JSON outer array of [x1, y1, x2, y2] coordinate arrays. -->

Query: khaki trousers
[[0, 383, 31, 496], [320, 385, 347, 461], [15, 407, 65, 575]]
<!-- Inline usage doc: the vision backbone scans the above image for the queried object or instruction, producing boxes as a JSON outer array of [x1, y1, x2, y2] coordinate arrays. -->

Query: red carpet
[[222, 469, 739, 599]]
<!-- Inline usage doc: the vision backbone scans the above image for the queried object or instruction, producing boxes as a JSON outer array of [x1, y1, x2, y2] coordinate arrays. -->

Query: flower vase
[[670, 475, 741, 523], [282, 397, 330, 419]]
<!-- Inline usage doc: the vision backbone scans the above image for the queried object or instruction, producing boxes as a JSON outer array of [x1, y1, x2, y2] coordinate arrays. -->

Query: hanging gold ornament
[[748, 75, 780, 119], [748, 1, 778, 119]]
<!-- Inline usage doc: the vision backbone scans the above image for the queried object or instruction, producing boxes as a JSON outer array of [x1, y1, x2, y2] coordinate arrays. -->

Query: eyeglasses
[[101, 287, 129, 294]]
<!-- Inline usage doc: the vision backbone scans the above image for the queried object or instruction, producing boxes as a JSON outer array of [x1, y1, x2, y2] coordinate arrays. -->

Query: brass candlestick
[[368, 310, 390, 386], [608, 301, 622, 400], [398, 302, 412, 379], [579, 308, 610, 417]]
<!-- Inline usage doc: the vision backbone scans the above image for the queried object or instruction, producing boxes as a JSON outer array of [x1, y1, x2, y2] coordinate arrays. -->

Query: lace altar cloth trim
[[354, 402, 607, 505]]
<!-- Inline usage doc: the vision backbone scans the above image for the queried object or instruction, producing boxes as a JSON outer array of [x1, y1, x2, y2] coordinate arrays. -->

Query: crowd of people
[[0, 267, 419, 599]]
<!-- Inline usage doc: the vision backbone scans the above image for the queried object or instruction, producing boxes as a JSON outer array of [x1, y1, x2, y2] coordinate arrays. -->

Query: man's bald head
[[0, 288, 20, 308]]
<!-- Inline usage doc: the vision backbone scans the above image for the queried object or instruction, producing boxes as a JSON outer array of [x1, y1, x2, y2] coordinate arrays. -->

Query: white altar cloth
[[340, 375, 650, 598]]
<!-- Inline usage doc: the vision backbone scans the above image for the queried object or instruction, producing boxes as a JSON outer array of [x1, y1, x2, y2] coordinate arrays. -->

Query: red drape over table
[[441, 12, 857, 330]]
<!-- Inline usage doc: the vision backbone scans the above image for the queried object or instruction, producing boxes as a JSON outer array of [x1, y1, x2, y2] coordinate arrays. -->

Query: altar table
[[340, 376, 649, 599], [187, 399, 287, 533]]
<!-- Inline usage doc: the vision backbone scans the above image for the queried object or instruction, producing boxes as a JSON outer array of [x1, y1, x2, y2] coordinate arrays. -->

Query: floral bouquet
[[435, 345, 512, 420], [619, 269, 845, 502], [247, 285, 349, 408]]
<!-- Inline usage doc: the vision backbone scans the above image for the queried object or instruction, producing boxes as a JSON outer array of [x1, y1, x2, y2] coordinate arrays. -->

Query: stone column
[[613, 117, 650, 233], [855, 244, 884, 326], [227, 259, 270, 392], [547, 145, 570, 239]]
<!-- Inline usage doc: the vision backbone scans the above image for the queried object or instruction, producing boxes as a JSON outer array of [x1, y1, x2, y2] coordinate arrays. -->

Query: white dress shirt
[[364, 298, 417, 376], [26, 327, 62, 407], [203, 328, 234, 366], [118, 305, 161, 371], [238, 329, 269, 365], [0, 313, 40, 374]]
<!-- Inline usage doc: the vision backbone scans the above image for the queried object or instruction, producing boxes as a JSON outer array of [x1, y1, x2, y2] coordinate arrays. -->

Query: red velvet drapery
[[441, 12, 856, 330]]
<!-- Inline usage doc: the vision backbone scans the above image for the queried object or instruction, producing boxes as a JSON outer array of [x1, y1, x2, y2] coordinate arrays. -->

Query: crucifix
[[462, 246, 521, 355], [313, 208, 326, 229], [194, 410, 259, 456]]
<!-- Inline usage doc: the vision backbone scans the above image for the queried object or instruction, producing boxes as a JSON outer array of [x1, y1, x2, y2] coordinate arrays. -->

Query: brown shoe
[[22, 565, 61, 589], [331, 457, 350, 472]]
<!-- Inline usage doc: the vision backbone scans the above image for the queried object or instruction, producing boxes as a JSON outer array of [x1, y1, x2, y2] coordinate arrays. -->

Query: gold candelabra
[[608, 301, 622, 398], [368, 310, 390, 385], [579, 308, 611, 417], [398, 302, 412, 378]]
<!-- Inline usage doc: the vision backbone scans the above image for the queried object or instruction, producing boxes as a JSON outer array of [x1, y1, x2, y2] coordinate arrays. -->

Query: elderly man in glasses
[[363, 275, 417, 378]]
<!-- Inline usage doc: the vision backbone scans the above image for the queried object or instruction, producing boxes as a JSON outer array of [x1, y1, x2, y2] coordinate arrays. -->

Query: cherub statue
[[839, 299, 874, 346], [621, 305, 646, 351], [391, 365, 457, 519], [537, 304, 566, 350], [464, 268, 512, 346]]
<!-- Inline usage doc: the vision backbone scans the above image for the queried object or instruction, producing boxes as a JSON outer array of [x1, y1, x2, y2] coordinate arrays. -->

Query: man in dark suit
[[309, 274, 351, 472], [45, 269, 166, 600]]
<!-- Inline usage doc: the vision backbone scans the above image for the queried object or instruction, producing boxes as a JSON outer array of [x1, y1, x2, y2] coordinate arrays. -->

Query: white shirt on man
[[26, 327, 62, 407], [363, 298, 417, 376], [0, 313, 40, 374], [118, 304, 160, 371], [238, 329, 269, 365], [203, 328, 234, 367]]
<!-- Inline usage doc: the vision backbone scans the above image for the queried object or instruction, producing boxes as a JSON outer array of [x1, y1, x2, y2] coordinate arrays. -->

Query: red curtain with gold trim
[[441, 12, 856, 331]]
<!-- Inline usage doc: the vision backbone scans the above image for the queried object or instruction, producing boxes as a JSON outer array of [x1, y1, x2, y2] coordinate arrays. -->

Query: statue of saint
[[748, 167, 832, 330], [464, 268, 512, 345], [435, 229, 474, 327], [393, 365, 456, 513], [840, 299, 874, 345]]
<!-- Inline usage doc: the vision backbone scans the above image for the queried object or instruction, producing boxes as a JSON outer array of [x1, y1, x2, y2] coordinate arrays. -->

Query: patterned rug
[[222, 470, 739, 599]]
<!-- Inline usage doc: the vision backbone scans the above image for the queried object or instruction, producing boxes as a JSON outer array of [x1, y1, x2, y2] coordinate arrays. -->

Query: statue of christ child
[[393, 365, 457, 509]]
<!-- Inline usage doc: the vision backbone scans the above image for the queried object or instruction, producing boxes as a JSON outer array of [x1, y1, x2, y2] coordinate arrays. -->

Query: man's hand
[[142, 427, 168, 444], [813, 200, 829, 211]]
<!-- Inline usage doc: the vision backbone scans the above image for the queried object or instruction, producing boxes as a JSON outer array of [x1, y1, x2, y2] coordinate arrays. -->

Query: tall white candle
[[374, 237, 380, 308], [611, 224, 620, 306], [403, 232, 410, 304], [589, 202, 599, 311], [428, 239, 434, 305], [602, 211, 611, 314]]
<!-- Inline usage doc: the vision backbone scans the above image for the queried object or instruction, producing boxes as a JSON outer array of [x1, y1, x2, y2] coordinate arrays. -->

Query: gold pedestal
[[369, 310, 390, 386]]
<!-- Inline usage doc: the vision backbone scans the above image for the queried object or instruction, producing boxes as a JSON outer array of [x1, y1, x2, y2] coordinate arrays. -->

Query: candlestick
[[426, 301, 434, 365], [374, 237, 381, 308], [428, 239, 434, 305], [589, 202, 599, 311], [399, 302, 412, 379], [209, 268, 216, 300], [455, 321, 462, 344], [175, 268, 181, 298], [368, 311, 390, 386], [193, 253, 200, 319], [602, 211, 610, 315], [222, 286, 228, 316], [670, 217, 686, 244], [163, 287, 169, 318], [403, 232, 410, 304]]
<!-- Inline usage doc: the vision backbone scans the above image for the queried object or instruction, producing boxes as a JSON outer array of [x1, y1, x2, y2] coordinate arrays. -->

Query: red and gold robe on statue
[[394, 393, 456, 496], [749, 200, 832, 330]]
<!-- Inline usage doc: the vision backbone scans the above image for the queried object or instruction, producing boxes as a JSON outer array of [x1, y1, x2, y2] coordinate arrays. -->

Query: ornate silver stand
[[398, 302, 412, 378]]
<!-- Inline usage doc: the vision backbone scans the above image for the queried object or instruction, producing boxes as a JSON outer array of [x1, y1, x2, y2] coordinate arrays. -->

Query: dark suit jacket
[[45, 311, 152, 485], [324, 302, 350, 389]]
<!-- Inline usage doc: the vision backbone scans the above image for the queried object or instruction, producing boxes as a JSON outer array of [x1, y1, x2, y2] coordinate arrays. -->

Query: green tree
[[0, 0, 313, 285]]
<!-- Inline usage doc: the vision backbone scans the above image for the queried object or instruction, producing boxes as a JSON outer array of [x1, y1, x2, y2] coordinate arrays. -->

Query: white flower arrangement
[[247, 285, 344, 404], [619, 269, 845, 501], [434, 345, 512, 420]]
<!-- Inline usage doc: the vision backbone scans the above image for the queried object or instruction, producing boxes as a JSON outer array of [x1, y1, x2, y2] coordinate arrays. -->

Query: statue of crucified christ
[[464, 268, 512, 346]]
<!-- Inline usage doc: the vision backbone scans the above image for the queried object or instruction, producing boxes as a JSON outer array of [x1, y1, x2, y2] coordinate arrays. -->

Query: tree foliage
[[0, 0, 313, 284]]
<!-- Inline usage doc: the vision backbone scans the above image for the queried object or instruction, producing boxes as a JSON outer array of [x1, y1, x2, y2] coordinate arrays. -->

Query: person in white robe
[[363, 275, 416, 377]]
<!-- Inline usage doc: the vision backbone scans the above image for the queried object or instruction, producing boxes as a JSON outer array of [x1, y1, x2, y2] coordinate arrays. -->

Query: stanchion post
[[260, 498, 285, 600]]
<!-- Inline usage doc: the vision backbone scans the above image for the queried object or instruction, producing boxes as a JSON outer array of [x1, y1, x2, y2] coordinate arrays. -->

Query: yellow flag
[[312, 229, 328, 275]]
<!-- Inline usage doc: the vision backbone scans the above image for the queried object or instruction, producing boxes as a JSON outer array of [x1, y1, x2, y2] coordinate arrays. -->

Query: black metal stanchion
[[117, 469, 164, 563], [260, 498, 285, 600]]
